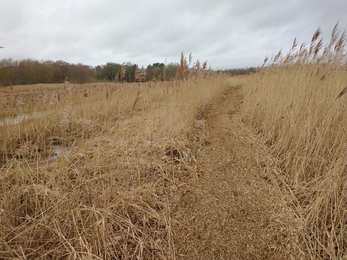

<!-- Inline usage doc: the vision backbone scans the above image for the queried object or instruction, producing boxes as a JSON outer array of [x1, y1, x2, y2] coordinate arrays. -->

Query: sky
[[0, 0, 346, 70]]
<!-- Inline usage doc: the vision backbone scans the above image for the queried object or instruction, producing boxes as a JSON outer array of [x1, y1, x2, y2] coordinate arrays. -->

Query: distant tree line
[[0, 57, 256, 86], [146, 62, 180, 81], [0, 58, 184, 86], [0, 59, 95, 85], [221, 67, 257, 76]]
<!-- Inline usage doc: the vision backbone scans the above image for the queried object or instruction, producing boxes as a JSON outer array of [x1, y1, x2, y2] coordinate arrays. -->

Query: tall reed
[[241, 23, 347, 258]]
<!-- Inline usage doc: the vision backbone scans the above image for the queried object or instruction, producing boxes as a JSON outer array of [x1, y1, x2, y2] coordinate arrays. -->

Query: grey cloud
[[0, 0, 346, 69]]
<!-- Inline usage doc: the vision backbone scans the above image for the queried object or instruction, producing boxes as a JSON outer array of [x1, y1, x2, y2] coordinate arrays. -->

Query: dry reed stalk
[[202, 61, 208, 70], [132, 89, 141, 110], [241, 23, 347, 258], [113, 72, 119, 83], [335, 85, 347, 99], [135, 65, 146, 82], [162, 64, 166, 81], [120, 62, 126, 82]]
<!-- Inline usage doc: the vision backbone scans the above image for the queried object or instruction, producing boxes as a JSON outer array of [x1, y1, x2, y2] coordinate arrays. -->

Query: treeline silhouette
[[0, 59, 182, 86], [0, 58, 255, 86], [221, 67, 257, 76], [0, 59, 94, 85]]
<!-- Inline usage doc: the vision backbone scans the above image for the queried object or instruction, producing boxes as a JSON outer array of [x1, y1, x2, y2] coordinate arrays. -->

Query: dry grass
[[240, 23, 347, 259], [0, 56, 230, 259], [4, 25, 346, 257]]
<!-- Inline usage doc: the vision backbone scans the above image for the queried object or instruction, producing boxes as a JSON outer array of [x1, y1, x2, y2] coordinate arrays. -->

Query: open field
[[1, 26, 347, 259]]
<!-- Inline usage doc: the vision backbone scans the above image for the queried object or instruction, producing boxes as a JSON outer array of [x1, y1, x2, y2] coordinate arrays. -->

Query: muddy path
[[173, 86, 298, 259]]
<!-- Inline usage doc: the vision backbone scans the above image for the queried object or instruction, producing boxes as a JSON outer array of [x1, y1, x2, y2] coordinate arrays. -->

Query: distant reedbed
[[240, 23, 347, 259]]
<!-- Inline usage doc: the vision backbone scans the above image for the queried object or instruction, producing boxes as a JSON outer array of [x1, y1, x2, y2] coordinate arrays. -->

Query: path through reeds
[[173, 85, 299, 259]]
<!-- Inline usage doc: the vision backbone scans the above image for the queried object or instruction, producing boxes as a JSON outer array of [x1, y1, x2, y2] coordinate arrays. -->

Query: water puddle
[[0, 112, 44, 126], [41, 145, 70, 164], [1, 109, 148, 127]]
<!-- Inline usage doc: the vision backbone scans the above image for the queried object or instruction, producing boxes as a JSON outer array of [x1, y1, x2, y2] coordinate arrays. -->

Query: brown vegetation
[[1, 23, 347, 259], [241, 23, 347, 259], [0, 56, 235, 259]]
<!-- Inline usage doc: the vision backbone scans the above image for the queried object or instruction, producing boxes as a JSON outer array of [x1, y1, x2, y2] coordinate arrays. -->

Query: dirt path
[[174, 86, 296, 259]]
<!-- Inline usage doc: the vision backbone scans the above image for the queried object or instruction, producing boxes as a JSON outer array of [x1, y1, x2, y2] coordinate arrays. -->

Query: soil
[[173, 86, 296, 259]]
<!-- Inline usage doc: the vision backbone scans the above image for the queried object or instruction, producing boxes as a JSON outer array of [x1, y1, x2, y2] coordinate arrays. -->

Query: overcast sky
[[0, 0, 346, 69]]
